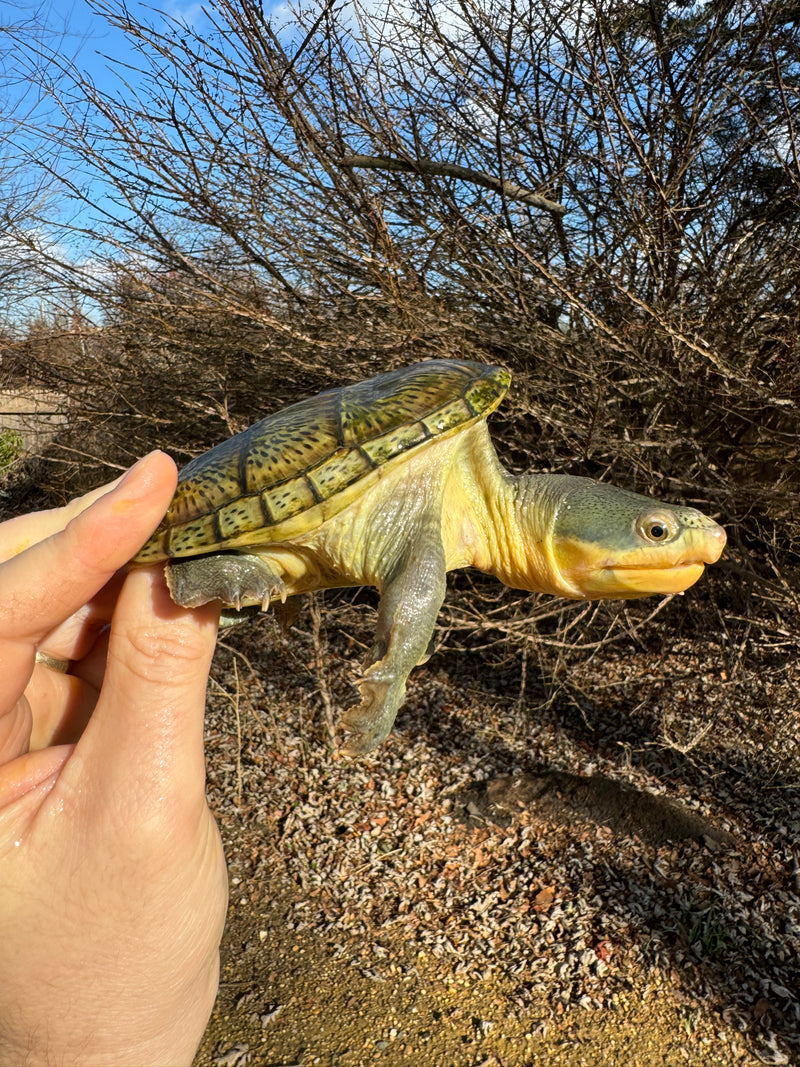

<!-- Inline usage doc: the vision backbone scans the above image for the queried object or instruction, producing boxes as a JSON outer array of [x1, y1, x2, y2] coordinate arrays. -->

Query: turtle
[[134, 359, 726, 755]]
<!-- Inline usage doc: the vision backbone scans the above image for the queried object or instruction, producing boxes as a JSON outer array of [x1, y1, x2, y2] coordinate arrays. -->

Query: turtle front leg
[[341, 541, 447, 756], [165, 551, 286, 619]]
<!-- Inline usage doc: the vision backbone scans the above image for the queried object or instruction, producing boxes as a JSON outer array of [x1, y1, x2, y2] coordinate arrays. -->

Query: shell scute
[[360, 422, 429, 466], [465, 369, 511, 412], [307, 447, 374, 499], [244, 397, 340, 491], [262, 476, 319, 524], [421, 397, 472, 436], [169, 436, 246, 524], [217, 495, 266, 542], [167, 515, 219, 557]]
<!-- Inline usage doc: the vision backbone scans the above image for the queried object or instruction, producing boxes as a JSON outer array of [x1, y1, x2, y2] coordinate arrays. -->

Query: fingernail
[[117, 451, 164, 489]]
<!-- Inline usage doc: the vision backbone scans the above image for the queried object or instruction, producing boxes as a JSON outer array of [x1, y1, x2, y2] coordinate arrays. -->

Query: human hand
[[0, 452, 227, 1067]]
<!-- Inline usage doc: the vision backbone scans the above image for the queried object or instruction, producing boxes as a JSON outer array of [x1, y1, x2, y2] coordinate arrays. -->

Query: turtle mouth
[[602, 561, 706, 596]]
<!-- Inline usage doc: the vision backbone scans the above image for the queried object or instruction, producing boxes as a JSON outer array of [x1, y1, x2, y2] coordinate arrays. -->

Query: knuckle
[[118, 619, 211, 684]]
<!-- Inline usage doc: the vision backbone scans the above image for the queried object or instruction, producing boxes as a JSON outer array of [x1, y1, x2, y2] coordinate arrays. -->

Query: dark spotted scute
[[134, 359, 510, 562]]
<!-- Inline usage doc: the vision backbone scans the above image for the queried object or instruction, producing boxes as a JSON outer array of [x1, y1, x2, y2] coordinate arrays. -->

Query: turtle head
[[512, 475, 726, 600]]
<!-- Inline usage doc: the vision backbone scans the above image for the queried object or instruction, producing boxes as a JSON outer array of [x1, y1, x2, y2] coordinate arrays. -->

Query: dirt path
[[199, 887, 755, 1067], [190, 608, 798, 1067]]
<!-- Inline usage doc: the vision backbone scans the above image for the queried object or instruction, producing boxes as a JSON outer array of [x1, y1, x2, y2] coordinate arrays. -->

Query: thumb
[[78, 565, 220, 812]]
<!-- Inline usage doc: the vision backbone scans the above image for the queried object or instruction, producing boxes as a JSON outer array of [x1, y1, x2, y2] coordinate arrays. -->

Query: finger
[[75, 566, 219, 812], [22, 626, 109, 754], [15, 590, 117, 760], [0, 474, 128, 563], [70, 626, 111, 693], [0, 696, 32, 768], [0, 452, 177, 722], [26, 667, 97, 750], [0, 744, 74, 809], [33, 575, 123, 663], [0, 451, 176, 640]]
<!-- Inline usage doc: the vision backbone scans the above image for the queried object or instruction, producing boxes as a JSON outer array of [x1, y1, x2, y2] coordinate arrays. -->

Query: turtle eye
[[636, 511, 678, 544]]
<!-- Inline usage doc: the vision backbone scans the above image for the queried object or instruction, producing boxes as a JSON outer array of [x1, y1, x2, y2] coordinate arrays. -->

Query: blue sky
[[0, 0, 223, 322], [2, 0, 216, 173], [54, 0, 211, 91]]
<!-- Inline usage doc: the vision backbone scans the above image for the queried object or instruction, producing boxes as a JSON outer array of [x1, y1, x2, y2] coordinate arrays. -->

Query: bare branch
[[340, 153, 567, 215]]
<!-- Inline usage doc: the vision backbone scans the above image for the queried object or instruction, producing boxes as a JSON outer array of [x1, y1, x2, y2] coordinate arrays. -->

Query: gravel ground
[[192, 588, 800, 1067]]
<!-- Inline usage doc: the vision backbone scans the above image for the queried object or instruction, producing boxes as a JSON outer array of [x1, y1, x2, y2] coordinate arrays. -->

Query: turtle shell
[[134, 359, 510, 563]]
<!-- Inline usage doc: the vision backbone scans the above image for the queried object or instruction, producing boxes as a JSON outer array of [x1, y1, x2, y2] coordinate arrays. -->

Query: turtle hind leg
[[165, 551, 286, 614], [341, 534, 446, 756]]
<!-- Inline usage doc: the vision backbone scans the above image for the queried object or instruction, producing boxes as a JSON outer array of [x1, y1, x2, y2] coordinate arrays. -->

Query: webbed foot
[[340, 665, 407, 755], [166, 552, 285, 614]]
